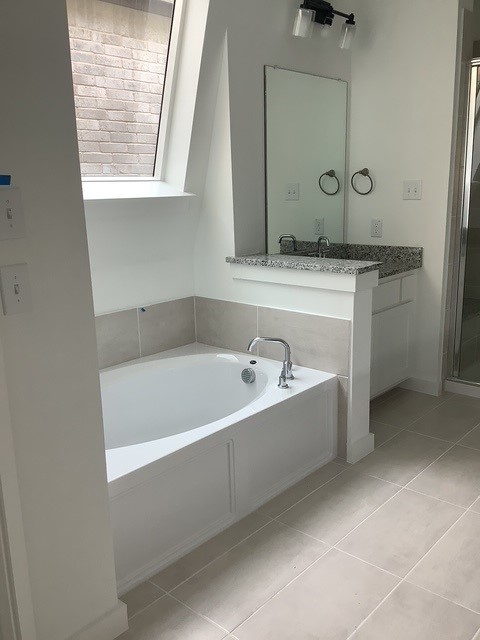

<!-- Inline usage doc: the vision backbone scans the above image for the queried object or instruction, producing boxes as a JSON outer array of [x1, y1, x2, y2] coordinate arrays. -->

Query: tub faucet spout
[[247, 337, 294, 389]]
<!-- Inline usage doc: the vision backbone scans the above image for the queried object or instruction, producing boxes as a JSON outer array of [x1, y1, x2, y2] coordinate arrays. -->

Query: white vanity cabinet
[[370, 273, 417, 398]]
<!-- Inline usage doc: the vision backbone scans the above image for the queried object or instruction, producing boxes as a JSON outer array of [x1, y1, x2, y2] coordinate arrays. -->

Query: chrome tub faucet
[[247, 337, 294, 389]]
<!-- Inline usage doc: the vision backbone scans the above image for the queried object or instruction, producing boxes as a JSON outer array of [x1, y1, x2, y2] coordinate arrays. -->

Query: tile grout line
[[168, 592, 231, 635], [371, 391, 456, 431], [262, 463, 349, 520], [159, 519, 275, 594], [344, 505, 480, 639]]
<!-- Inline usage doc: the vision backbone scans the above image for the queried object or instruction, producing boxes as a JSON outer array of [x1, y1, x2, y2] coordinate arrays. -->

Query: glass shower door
[[454, 59, 480, 382]]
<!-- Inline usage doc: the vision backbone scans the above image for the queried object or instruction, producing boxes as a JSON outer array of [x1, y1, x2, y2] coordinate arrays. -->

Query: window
[[66, 0, 176, 178]]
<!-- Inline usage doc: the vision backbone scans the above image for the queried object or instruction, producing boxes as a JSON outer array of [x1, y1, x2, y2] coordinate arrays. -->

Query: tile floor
[[119, 389, 480, 639]]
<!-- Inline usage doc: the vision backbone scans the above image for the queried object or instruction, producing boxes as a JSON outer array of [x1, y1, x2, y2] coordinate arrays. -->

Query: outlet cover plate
[[371, 219, 383, 238]]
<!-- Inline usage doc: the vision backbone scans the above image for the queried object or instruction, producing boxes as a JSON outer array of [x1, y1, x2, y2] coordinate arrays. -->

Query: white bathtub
[[102, 344, 337, 593]]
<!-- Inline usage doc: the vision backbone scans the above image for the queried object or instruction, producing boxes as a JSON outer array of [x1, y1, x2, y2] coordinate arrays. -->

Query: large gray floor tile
[[119, 595, 226, 640], [471, 497, 480, 513], [408, 395, 480, 442], [258, 462, 346, 518], [459, 423, 480, 450], [409, 445, 480, 507], [171, 521, 327, 632], [151, 512, 270, 591], [370, 421, 402, 448], [369, 390, 450, 428], [353, 431, 451, 485], [277, 469, 399, 544], [408, 512, 480, 612], [121, 581, 164, 619], [338, 489, 462, 577], [351, 582, 480, 640], [235, 549, 398, 640]]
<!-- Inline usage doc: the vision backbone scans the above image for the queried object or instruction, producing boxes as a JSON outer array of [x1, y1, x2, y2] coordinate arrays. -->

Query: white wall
[[0, 2, 125, 639], [85, 196, 196, 314], [347, 0, 462, 393], [194, 0, 352, 302]]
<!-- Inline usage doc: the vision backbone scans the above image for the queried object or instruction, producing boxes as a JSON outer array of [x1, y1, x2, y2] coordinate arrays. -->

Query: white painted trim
[[82, 179, 195, 202], [400, 376, 443, 396], [0, 340, 36, 640], [155, 0, 187, 180], [444, 378, 480, 397], [347, 433, 375, 464], [68, 601, 127, 640], [229, 263, 379, 293]]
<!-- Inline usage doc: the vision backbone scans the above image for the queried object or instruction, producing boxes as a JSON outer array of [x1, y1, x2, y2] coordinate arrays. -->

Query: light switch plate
[[403, 180, 422, 200], [0, 187, 27, 240], [285, 183, 300, 201], [0, 264, 32, 315]]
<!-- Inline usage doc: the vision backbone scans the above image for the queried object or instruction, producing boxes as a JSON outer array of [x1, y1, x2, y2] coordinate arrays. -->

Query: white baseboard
[[400, 377, 443, 396], [444, 379, 480, 398], [68, 601, 128, 640], [347, 433, 374, 464]]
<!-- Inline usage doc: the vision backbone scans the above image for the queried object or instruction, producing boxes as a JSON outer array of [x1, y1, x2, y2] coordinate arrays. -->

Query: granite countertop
[[226, 254, 382, 275], [226, 243, 423, 279]]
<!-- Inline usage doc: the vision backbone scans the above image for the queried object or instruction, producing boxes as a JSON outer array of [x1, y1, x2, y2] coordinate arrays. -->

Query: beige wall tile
[[95, 308, 140, 369], [139, 297, 195, 357], [257, 307, 350, 376], [195, 297, 257, 353]]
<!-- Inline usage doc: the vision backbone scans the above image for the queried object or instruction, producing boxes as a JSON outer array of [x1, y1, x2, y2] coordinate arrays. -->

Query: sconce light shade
[[293, 8, 315, 38], [339, 20, 356, 49]]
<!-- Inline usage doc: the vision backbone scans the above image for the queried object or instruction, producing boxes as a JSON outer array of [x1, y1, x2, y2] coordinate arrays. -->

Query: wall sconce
[[293, 1, 356, 50]]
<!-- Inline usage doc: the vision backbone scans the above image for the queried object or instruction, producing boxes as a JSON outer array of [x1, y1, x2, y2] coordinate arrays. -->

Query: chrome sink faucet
[[247, 337, 294, 389], [316, 235, 331, 258], [278, 234, 297, 253]]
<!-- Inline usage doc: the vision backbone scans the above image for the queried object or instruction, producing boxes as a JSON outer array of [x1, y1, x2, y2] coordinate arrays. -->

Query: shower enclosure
[[452, 58, 480, 384]]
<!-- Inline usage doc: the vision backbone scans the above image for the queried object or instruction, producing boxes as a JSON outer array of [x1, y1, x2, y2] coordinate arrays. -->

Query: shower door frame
[[452, 58, 480, 382]]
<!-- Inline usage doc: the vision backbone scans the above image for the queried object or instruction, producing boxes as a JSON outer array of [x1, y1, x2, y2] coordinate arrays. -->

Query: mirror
[[264, 66, 347, 254]]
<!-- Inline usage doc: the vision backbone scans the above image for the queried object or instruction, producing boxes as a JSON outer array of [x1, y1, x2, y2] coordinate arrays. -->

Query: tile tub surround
[[96, 296, 352, 457], [95, 297, 195, 369], [195, 297, 351, 456], [119, 389, 480, 640], [276, 241, 424, 279]]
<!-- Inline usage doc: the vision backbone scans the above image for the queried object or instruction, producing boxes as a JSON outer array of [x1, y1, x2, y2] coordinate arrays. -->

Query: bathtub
[[102, 344, 337, 593]]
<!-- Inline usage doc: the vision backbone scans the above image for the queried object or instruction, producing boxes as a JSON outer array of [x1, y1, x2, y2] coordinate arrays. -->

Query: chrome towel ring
[[319, 169, 341, 196], [351, 168, 374, 195]]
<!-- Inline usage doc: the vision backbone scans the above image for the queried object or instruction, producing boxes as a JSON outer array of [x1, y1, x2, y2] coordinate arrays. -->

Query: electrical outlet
[[285, 183, 300, 201], [315, 218, 325, 235], [0, 263, 32, 315], [371, 219, 383, 238], [403, 180, 422, 200], [0, 186, 27, 240]]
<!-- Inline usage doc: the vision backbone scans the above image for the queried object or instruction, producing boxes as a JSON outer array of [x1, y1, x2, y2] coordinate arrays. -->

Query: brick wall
[[67, 0, 172, 176]]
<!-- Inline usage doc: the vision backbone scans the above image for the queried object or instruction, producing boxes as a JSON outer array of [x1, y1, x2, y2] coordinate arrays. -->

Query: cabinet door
[[371, 302, 413, 398]]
